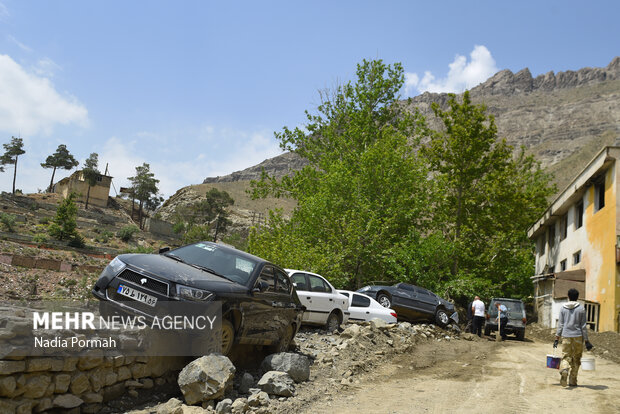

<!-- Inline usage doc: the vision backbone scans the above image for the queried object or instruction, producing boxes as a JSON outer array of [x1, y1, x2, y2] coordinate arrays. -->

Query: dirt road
[[303, 338, 620, 414]]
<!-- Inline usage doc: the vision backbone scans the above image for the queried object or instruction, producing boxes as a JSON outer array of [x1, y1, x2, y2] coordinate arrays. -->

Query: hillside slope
[[160, 57, 620, 228]]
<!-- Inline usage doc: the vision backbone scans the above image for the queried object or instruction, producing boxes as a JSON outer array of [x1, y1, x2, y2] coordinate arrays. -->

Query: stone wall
[[0, 352, 186, 413], [0, 254, 104, 274]]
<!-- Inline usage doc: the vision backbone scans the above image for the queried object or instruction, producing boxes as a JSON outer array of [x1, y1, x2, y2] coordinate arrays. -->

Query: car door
[[414, 288, 438, 317], [305, 274, 335, 324], [348, 293, 372, 322], [241, 265, 281, 344], [289, 272, 313, 322], [271, 268, 298, 333], [392, 283, 420, 318]]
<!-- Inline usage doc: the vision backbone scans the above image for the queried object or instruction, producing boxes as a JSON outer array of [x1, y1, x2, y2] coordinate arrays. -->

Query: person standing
[[553, 288, 593, 387], [471, 296, 485, 337], [496, 302, 508, 341], [466, 300, 474, 333]]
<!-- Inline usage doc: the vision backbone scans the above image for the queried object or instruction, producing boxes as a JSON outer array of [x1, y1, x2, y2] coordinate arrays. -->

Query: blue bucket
[[546, 354, 561, 369]]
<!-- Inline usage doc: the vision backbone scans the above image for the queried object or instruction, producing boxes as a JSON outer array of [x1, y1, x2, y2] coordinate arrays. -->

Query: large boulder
[[261, 353, 310, 383], [257, 371, 295, 397], [178, 355, 236, 405]]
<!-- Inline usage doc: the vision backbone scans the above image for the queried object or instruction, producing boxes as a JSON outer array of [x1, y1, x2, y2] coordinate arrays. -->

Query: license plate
[[117, 284, 158, 307]]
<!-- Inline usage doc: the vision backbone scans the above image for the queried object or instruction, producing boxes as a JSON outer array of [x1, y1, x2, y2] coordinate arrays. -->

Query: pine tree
[[41, 144, 79, 192]]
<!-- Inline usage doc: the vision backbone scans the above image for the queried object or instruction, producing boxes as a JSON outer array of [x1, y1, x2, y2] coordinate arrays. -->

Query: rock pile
[[133, 320, 460, 414]]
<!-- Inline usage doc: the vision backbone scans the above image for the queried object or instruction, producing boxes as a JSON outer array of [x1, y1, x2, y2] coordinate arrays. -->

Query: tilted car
[[92, 241, 303, 355], [286, 269, 350, 331], [484, 298, 527, 340], [356, 282, 458, 327], [338, 290, 397, 324]]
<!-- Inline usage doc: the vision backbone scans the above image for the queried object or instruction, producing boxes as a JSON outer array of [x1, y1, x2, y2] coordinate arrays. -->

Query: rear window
[[489, 300, 524, 315]]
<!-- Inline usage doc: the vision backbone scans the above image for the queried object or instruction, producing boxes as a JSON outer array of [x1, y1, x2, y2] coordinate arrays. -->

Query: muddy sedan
[[356, 282, 458, 327], [92, 241, 303, 355]]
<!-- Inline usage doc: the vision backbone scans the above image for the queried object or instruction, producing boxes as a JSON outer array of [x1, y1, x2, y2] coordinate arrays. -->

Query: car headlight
[[107, 257, 126, 275], [176, 284, 215, 301]]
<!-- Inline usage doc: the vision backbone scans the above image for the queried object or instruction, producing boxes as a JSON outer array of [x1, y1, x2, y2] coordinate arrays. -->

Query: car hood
[[118, 254, 248, 293]]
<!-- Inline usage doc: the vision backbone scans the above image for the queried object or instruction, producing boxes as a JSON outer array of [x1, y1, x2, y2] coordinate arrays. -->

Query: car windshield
[[165, 242, 258, 285], [489, 300, 523, 316]]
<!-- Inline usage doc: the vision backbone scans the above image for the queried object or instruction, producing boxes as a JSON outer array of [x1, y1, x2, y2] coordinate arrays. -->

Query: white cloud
[[405, 45, 498, 95], [7, 35, 31, 53], [32, 58, 62, 78], [0, 54, 88, 136]]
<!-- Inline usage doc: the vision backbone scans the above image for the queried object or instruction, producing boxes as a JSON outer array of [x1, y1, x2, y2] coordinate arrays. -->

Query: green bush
[[117, 225, 140, 242], [68, 234, 85, 248], [32, 233, 48, 245], [122, 245, 155, 254], [49, 193, 79, 241], [38, 217, 51, 225], [183, 224, 211, 244], [0, 213, 17, 232]]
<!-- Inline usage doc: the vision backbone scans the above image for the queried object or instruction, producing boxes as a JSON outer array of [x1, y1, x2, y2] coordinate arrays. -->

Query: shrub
[[68, 234, 85, 248], [183, 224, 211, 244], [117, 225, 139, 242], [38, 216, 51, 225], [32, 233, 48, 245], [49, 193, 79, 241], [0, 213, 17, 232]]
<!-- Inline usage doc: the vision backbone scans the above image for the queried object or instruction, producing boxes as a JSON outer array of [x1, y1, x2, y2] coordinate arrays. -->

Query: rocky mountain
[[160, 57, 620, 228]]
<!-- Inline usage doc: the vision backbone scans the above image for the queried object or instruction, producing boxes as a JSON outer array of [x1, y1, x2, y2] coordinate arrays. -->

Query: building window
[[539, 235, 545, 255], [573, 250, 582, 265], [549, 224, 555, 248], [575, 201, 584, 229], [595, 178, 605, 212], [560, 259, 567, 271], [560, 214, 568, 240]]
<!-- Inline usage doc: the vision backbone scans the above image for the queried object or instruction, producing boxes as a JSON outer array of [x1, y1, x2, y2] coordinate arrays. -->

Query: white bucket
[[581, 355, 595, 371]]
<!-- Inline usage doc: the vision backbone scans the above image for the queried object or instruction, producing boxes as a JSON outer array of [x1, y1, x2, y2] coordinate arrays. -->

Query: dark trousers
[[473, 315, 485, 337], [499, 317, 508, 339]]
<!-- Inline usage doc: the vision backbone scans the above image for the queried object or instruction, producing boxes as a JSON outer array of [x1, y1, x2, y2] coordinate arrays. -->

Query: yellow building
[[54, 170, 112, 208], [528, 146, 620, 333]]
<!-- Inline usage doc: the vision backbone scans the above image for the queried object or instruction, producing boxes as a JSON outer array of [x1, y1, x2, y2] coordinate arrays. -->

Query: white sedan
[[286, 269, 350, 331], [338, 290, 398, 324]]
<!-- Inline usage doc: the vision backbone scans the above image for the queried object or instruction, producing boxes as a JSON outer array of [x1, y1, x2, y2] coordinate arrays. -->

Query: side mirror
[[252, 281, 269, 293], [159, 247, 170, 254]]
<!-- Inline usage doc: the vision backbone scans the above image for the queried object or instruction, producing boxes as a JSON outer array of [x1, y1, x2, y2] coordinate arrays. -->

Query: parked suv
[[484, 298, 527, 340], [286, 269, 350, 331], [92, 241, 303, 355], [356, 282, 458, 327]]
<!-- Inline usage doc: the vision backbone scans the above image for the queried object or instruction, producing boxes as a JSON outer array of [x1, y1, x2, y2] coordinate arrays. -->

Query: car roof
[[490, 298, 523, 302], [285, 269, 325, 278]]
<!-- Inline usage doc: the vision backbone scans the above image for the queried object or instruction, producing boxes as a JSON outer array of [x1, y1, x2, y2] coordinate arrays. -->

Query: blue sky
[[0, 1, 618, 198]]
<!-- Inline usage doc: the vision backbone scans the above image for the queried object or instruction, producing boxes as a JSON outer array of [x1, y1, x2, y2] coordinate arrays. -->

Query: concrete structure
[[528, 146, 620, 332], [54, 170, 112, 208]]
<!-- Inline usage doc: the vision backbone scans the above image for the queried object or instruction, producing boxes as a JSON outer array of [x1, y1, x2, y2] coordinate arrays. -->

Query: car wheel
[[377, 293, 391, 308], [484, 325, 491, 336], [273, 324, 295, 353], [326, 311, 341, 332], [221, 319, 235, 356], [516, 329, 525, 341], [434, 308, 449, 327]]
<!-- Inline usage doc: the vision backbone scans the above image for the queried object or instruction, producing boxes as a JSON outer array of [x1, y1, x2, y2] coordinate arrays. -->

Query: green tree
[[49, 192, 80, 241], [249, 59, 433, 288], [1, 136, 26, 195], [82, 153, 100, 210], [421, 91, 555, 299], [181, 188, 234, 242], [128, 163, 160, 229], [41, 144, 79, 192]]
